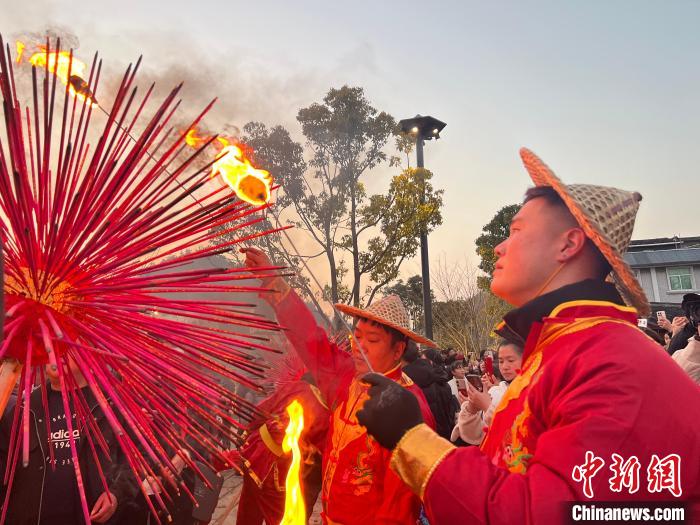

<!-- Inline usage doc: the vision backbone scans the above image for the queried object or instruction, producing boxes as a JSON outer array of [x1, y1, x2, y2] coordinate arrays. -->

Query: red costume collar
[[496, 279, 632, 347]]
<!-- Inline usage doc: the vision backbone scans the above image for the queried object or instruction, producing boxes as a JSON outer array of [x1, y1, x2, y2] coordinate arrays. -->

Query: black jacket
[[0, 385, 138, 525], [403, 359, 458, 440], [667, 322, 697, 355]]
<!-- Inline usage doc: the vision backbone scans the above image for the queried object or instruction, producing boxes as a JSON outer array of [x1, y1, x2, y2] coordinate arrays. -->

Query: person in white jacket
[[672, 331, 700, 385], [451, 340, 523, 445]]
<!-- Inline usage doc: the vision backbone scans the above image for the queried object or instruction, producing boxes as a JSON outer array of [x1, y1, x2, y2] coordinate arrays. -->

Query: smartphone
[[484, 354, 494, 377], [455, 378, 468, 396], [637, 318, 648, 328], [466, 374, 483, 392], [656, 311, 667, 322]]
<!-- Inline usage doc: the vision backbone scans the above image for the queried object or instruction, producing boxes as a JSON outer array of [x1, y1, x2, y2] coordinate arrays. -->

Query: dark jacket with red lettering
[[0, 385, 137, 525]]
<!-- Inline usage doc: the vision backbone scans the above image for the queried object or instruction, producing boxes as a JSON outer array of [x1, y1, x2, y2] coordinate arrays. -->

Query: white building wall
[[654, 265, 700, 304]]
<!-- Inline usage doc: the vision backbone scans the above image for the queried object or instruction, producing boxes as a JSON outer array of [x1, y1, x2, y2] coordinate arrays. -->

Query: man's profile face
[[352, 319, 404, 376], [452, 365, 465, 379], [491, 197, 572, 307]]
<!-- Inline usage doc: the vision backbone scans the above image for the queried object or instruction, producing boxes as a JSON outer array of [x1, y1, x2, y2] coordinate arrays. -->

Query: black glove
[[356, 373, 424, 450]]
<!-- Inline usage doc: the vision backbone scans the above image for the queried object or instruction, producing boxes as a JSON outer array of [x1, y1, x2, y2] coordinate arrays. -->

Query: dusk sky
[[4, 0, 699, 287]]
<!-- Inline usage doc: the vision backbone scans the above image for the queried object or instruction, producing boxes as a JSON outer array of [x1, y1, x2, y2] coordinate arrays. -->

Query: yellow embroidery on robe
[[487, 316, 632, 470], [506, 399, 534, 473]]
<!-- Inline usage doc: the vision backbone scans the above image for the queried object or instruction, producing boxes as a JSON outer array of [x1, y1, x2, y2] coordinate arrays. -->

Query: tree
[[431, 258, 511, 359], [295, 85, 395, 306], [295, 86, 442, 307], [355, 167, 442, 306], [474, 203, 521, 289], [385, 275, 430, 330], [213, 86, 443, 317]]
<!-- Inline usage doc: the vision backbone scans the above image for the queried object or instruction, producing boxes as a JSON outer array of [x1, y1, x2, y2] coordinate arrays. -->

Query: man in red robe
[[357, 148, 700, 524], [242, 247, 436, 525]]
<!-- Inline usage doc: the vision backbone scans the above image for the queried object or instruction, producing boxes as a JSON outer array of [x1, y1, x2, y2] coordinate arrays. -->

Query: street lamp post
[[397, 115, 446, 341]]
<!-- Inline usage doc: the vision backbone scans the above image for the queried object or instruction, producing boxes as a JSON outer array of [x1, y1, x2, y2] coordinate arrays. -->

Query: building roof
[[624, 248, 700, 267], [628, 236, 700, 252]]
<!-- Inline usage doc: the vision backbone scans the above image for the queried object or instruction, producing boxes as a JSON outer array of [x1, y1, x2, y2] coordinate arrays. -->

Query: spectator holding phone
[[669, 294, 700, 384], [447, 361, 466, 399], [451, 339, 523, 445], [665, 294, 700, 355]]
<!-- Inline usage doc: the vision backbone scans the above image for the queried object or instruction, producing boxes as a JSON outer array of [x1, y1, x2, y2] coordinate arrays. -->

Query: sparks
[[185, 128, 207, 148], [280, 400, 306, 525]]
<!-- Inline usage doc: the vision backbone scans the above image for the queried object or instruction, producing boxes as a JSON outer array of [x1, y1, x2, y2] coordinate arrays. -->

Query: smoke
[[0, 22, 361, 297], [3, 21, 323, 140], [126, 45, 319, 137], [11, 26, 80, 50]]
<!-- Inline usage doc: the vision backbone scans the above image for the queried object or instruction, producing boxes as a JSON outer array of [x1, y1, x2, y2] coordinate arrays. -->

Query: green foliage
[[293, 85, 443, 307], [390, 132, 415, 168], [291, 85, 398, 307], [297, 85, 396, 180], [357, 167, 443, 305], [474, 203, 521, 288], [384, 275, 433, 330]]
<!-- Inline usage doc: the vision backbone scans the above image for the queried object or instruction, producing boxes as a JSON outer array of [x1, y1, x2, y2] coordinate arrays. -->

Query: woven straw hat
[[519, 148, 650, 316], [335, 295, 437, 347]]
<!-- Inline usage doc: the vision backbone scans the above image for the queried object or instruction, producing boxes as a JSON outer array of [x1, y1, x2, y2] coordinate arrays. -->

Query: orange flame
[[184, 128, 206, 148], [182, 126, 273, 205], [212, 143, 273, 206], [15, 41, 25, 64], [26, 46, 96, 106], [280, 400, 305, 525]]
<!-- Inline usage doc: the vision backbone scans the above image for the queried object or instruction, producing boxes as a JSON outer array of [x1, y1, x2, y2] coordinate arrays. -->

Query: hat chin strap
[[533, 262, 567, 299]]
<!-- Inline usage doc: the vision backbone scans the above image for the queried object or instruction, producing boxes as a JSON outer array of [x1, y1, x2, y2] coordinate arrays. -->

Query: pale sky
[[3, 0, 699, 287]]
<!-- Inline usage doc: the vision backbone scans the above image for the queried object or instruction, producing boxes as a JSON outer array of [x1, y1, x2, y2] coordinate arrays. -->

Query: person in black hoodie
[[667, 293, 700, 355], [402, 345, 458, 440], [0, 360, 137, 525]]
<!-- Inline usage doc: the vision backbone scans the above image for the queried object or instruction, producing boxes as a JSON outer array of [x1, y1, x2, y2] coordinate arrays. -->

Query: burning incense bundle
[[0, 36, 286, 524]]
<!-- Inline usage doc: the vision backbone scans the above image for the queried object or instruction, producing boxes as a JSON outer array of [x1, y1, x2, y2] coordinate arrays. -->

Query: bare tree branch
[[431, 257, 511, 359]]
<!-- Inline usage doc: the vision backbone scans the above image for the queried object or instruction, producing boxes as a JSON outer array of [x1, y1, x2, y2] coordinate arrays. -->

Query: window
[[667, 267, 694, 291]]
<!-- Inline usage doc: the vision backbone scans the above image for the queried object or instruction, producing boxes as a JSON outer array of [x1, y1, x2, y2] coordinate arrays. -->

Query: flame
[[15, 41, 25, 64], [182, 127, 228, 151], [27, 47, 96, 106], [184, 128, 206, 148], [212, 144, 273, 206], [280, 400, 305, 525], [182, 126, 273, 205]]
